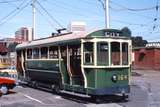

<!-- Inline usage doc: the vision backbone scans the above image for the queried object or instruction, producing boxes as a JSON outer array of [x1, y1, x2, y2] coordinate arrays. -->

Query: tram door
[[16, 50, 26, 79], [16, 50, 23, 76], [60, 45, 84, 86], [60, 46, 70, 84], [68, 45, 84, 85]]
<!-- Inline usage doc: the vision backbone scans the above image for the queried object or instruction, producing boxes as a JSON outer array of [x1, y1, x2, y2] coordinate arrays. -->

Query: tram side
[[16, 29, 132, 99], [16, 46, 64, 90]]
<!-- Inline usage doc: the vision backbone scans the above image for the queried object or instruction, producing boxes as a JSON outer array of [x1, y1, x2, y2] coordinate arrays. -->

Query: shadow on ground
[[60, 93, 128, 104], [21, 84, 128, 104]]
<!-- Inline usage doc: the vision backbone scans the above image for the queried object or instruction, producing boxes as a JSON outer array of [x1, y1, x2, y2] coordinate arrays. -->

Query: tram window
[[122, 43, 128, 65], [33, 48, 39, 59], [60, 47, 67, 59], [84, 42, 94, 64], [27, 49, 32, 59], [97, 42, 108, 65], [41, 47, 48, 59], [111, 42, 120, 65], [49, 46, 58, 59]]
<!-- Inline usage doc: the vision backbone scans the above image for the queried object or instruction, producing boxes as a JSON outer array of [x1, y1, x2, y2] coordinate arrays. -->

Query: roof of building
[[133, 42, 160, 50]]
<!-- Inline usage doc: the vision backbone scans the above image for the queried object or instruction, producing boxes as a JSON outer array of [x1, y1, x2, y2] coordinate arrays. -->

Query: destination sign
[[105, 31, 121, 37]]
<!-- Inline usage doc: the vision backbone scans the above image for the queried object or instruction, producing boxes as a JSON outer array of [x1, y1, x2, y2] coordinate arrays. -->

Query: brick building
[[133, 42, 160, 70]]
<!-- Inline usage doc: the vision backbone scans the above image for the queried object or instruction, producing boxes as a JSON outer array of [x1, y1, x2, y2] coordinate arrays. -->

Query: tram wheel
[[122, 93, 129, 102], [55, 85, 60, 94], [91, 95, 101, 103], [31, 81, 38, 89], [52, 85, 61, 94]]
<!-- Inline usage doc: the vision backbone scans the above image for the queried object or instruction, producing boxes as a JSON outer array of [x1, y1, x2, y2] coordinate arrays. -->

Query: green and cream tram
[[16, 29, 132, 100]]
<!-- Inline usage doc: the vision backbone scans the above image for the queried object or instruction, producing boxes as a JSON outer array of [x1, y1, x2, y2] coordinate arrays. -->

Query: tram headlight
[[111, 74, 118, 83]]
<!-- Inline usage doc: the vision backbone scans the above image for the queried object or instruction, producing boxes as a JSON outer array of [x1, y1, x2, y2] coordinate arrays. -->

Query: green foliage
[[120, 27, 148, 47], [131, 36, 148, 47], [121, 27, 131, 37]]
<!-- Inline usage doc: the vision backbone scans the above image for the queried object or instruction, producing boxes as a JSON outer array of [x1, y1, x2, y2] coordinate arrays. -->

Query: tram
[[16, 29, 132, 100]]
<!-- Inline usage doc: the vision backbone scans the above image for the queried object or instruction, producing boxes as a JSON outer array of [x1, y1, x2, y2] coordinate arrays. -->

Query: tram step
[[61, 90, 90, 98]]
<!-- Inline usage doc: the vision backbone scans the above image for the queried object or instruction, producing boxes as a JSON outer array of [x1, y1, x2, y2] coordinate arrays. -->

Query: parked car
[[0, 72, 16, 95]]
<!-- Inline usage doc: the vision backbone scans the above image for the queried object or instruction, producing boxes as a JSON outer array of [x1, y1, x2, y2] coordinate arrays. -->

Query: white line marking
[[54, 96, 61, 99], [23, 94, 45, 104]]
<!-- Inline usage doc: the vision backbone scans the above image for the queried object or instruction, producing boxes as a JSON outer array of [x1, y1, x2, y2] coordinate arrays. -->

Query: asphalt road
[[0, 83, 148, 107]]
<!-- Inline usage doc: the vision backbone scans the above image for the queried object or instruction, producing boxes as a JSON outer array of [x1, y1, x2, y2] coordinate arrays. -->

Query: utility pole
[[32, 0, 36, 40], [105, 0, 109, 29]]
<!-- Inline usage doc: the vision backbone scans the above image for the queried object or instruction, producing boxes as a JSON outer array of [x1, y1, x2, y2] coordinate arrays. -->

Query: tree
[[121, 27, 131, 37], [131, 36, 148, 47]]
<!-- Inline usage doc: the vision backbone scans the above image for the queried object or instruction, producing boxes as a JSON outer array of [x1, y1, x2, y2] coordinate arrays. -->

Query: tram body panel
[[26, 60, 61, 84], [84, 68, 130, 95]]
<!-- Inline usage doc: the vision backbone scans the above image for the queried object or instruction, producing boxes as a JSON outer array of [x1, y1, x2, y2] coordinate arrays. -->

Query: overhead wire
[[36, 0, 64, 29], [110, 0, 160, 11], [0, 0, 31, 26], [112, 19, 148, 26], [0, 0, 21, 4], [78, 0, 98, 5], [44, 0, 94, 17], [35, 6, 57, 31], [0, 0, 26, 21], [109, 0, 160, 39], [46, 0, 102, 16], [98, 0, 105, 9], [152, 0, 159, 31], [1, 0, 22, 8]]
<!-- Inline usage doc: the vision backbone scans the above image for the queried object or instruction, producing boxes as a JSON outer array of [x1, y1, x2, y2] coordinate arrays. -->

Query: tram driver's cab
[[82, 40, 131, 67]]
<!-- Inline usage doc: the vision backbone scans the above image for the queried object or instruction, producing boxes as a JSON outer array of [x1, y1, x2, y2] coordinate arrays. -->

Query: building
[[133, 42, 160, 70], [0, 43, 9, 69], [15, 27, 33, 41], [68, 21, 86, 33], [0, 37, 23, 68]]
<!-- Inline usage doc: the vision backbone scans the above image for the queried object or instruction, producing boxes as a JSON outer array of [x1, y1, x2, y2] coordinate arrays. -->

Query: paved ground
[[0, 70, 153, 107], [132, 70, 160, 107]]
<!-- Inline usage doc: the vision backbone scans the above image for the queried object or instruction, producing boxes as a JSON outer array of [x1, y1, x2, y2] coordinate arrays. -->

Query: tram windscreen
[[97, 42, 108, 65], [111, 42, 120, 65], [122, 43, 128, 65]]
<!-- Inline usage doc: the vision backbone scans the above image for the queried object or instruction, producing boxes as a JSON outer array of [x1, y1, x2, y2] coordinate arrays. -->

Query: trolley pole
[[32, 0, 36, 40], [105, 0, 110, 29]]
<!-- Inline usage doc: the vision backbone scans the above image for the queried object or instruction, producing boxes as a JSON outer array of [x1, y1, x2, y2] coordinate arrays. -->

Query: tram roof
[[16, 32, 87, 49], [16, 29, 131, 50]]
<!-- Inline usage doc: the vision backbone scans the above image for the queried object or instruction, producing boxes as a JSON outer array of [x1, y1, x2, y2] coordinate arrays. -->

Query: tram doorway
[[60, 45, 84, 86]]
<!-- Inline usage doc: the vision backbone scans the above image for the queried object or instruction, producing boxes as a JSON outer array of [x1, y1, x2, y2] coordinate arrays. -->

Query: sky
[[0, 0, 159, 41]]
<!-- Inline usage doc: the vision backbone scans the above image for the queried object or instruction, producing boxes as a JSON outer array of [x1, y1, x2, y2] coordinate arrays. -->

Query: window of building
[[111, 42, 120, 65], [97, 42, 109, 65], [84, 42, 94, 65], [49, 46, 58, 59], [33, 48, 39, 59], [27, 49, 32, 59], [122, 43, 128, 65], [41, 47, 48, 59]]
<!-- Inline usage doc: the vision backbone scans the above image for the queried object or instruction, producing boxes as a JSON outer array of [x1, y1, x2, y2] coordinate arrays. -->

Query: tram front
[[81, 29, 132, 98]]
